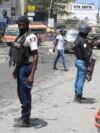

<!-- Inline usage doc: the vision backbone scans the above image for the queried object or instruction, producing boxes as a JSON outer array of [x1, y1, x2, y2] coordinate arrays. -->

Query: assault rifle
[[87, 33, 100, 48], [86, 58, 96, 82]]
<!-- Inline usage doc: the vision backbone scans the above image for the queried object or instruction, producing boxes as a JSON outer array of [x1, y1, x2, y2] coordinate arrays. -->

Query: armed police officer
[[10, 16, 38, 127], [74, 24, 92, 103]]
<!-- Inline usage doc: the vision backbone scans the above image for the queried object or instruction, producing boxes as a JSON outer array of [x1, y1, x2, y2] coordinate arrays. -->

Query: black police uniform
[[74, 34, 92, 67], [74, 24, 92, 103]]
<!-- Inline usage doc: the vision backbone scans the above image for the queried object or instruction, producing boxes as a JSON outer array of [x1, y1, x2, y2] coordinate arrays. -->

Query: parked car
[[64, 29, 78, 53], [64, 29, 100, 52]]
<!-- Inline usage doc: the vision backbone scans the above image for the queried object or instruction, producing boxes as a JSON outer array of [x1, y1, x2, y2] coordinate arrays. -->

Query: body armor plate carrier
[[9, 31, 32, 66]]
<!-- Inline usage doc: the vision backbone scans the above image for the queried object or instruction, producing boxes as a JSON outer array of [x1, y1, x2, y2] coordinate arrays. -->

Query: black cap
[[17, 16, 29, 25]]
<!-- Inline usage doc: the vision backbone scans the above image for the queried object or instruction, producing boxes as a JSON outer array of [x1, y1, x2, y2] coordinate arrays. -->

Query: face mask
[[19, 27, 28, 36], [80, 32, 88, 38]]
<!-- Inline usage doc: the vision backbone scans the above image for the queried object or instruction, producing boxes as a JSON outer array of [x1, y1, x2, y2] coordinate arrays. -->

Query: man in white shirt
[[53, 29, 68, 71]]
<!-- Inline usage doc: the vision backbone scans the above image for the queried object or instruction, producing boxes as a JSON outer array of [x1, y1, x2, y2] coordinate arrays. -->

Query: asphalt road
[[0, 43, 99, 133], [0, 43, 75, 103]]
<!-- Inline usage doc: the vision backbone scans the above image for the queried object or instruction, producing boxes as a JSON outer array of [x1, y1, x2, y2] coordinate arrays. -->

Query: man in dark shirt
[[74, 24, 92, 103]]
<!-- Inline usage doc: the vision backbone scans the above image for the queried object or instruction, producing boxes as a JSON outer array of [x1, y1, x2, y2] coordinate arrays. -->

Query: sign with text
[[27, 5, 36, 12], [48, 18, 54, 28], [27, 12, 35, 16]]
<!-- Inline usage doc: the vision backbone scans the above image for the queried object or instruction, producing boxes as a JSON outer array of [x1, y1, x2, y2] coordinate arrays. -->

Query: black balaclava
[[79, 32, 88, 38], [18, 16, 29, 36], [19, 27, 29, 36]]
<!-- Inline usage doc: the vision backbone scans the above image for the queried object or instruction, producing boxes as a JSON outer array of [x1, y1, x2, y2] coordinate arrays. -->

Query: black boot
[[13, 118, 32, 127], [74, 95, 87, 103]]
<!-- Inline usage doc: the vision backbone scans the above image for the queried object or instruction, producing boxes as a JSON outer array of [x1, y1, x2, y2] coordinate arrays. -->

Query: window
[[82, 6, 92, 9], [89, 6, 92, 9], [74, 6, 80, 9], [6, 28, 19, 36]]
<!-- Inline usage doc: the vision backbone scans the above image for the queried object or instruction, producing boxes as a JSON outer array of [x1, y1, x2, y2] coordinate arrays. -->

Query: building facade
[[0, 1, 99, 26], [57, 2, 99, 26]]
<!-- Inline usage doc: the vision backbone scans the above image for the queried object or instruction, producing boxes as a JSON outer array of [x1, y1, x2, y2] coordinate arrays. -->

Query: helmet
[[78, 24, 91, 34], [17, 16, 29, 26]]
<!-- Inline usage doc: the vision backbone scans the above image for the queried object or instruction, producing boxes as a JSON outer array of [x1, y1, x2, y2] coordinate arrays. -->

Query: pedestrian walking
[[9, 16, 38, 127], [74, 24, 93, 103], [53, 29, 68, 71]]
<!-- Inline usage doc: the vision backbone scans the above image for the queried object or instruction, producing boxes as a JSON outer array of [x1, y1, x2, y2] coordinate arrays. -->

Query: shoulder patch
[[83, 43, 87, 48], [30, 37, 36, 42]]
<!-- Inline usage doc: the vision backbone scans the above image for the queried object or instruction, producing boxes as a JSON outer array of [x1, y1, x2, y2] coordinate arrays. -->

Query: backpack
[[9, 31, 32, 67]]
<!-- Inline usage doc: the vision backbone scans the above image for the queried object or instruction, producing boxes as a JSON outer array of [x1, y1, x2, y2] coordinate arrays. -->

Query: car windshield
[[66, 31, 78, 38], [5, 28, 19, 36]]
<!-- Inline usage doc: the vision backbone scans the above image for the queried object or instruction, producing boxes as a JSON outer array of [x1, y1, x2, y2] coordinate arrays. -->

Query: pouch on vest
[[74, 38, 83, 59], [9, 31, 32, 67]]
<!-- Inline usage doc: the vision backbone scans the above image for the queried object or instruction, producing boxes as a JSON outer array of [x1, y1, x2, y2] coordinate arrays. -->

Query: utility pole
[[97, 7, 99, 26], [48, 0, 53, 18], [20, 0, 25, 15], [48, 0, 54, 28], [97, 3, 100, 26]]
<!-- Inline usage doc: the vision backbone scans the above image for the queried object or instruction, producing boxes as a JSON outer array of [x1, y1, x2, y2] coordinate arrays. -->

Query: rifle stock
[[86, 58, 96, 82]]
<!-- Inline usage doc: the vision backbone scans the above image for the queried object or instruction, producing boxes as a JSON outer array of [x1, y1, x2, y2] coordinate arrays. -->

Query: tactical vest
[[9, 31, 32, 66], [74, 36, 92, 61]]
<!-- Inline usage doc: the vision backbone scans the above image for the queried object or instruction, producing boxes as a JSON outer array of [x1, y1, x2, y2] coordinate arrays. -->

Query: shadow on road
[[73, 97, 98, 104], [30, 118, 48, 128], [84, 97, 98, 104]]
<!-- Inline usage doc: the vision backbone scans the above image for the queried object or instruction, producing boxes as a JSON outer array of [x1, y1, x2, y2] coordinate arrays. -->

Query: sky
[[75, 0, 100, 6]]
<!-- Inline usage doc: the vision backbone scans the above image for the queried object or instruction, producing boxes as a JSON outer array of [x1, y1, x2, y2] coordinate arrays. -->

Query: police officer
[[12, 16, 38, 127], [74, 24, 92, 103]]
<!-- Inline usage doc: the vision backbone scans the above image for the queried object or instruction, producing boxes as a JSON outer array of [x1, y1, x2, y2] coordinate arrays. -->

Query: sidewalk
[[0, 49, 100, 133]]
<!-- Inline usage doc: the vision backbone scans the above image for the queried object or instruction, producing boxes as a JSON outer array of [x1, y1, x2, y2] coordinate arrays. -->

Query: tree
[[30, 0, 73, 17]]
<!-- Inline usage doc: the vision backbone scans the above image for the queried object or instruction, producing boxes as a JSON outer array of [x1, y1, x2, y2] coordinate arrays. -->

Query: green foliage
[[32, 0, 73, 16]]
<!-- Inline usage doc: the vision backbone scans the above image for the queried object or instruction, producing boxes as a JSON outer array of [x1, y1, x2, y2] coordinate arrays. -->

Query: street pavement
[[0, 42, 100, 133]]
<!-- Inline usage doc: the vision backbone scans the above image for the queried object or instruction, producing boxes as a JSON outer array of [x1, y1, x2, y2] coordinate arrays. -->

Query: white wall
[[57, 2, 98, 25], [71, 3, 97, 25]]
